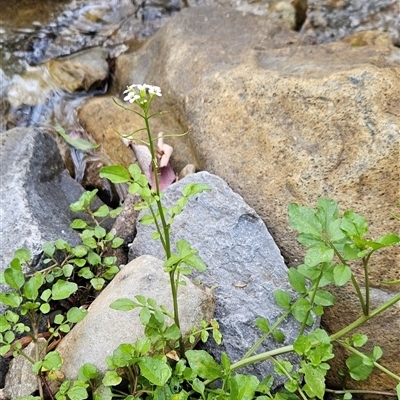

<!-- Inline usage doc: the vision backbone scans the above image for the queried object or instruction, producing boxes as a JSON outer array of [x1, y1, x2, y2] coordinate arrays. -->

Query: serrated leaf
[[88, 251, 101, 266], [305, 246, 334, 267], [341, 211, 368, 239], [138, 356, 172, 386], [230, 374, 260, 400], [186, 350, 222, 380], [99, 165, 131, 183], [301, 364, 325, 399], [56, 125, 99, 151], [294, 336, 311, 355], [288, 203, 322, 237], [316, 198, 339, 232]]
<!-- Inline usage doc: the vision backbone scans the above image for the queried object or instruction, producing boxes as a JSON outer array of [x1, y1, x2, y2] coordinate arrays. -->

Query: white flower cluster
[[123, 83, 162, 103]]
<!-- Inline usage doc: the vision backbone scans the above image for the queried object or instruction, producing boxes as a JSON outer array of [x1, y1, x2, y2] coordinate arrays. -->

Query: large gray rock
[[0, 128, 88, 277], [130, 172, 311, 386], [56, 255, 215, 380]]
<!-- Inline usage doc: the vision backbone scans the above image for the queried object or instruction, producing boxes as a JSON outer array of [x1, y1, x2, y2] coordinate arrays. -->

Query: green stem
[[325, 388, 397, 397], [330, 292, 400, 341], [363, 251, 374, 316], [330, 243, 367, 315], [242, 309, 291, 359], [300, 272, 322, 336], [143, 102, 184, 355]]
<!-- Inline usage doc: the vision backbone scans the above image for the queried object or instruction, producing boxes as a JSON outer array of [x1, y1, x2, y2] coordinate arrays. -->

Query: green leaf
[[186, 350, 222, 380], [56, 125, 99, 151], [24, 273, 43, 300], [72, 245, 88, 258], [293, 336, 311, 355], [138, 356, 172, 386], [343, 244, 361, 260], [4, 262, 25, 290], [333, 264, 352, 286], [396, 383, 400, 399], [140, 214, 155, 225], [0, 293, 22, 308], [255, 317, 269, 333], [316, 198, 339, 233], [42, 242, 55, 257], [274, 289, 291, 310], [78, 363, 99, 381], [99, 165, 131, 184], [346, 353, 374, 381], [341, 211, 368, 239], [291, 298, 312, 325], [128, 163, 143, 181], [111, 237, 124, 248], [273, 330, 285, 344], [93, 205, 109, 218], [40, 303, 51, 314], [62, 264, 74, 278], [14, 248, 31, 263], [41, 351, 62, 371], [52, 280, 78, 300], [94, 226, 106, 239], [109, 298, 140, 311], [70, 219, 88, 230], [230, 374, 260, 400], [301, 363, 325, 399], [88, 251, 101, 265], [372, 346, 383, 361], [90, 277, 105, 291], [352, 334, 368, 347], [182, 183, 211, 198], [67, 307, 88, 323], [191, 378, 205, 395], [304, 246, 334, 267], [102, 370, 122, 386], [70, 190, 98, 212], [65, 382, 89, 400], [287, 267, 307, 294], [78, 267, 94, 279], [314, 290, 335, 306], [288, 203, 322, 237]]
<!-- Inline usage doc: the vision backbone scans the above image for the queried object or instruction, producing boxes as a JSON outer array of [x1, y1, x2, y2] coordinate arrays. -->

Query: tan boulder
[[47, 47, 109, 92], [111, 7, 400, 391]]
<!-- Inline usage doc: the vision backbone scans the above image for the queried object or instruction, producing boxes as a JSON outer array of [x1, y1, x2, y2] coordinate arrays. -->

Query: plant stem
[[143, 103, 184, 355], [325, 388, 397, 397], [330, 291, 400, 341], [330, 244, 367, 315], [242, 309, 291, 359]]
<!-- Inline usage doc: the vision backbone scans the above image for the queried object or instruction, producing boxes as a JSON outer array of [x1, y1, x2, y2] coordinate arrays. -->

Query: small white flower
[[144, 84, 162, 96], [123, 92, 140, 103]]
